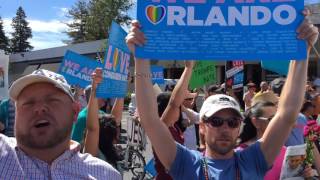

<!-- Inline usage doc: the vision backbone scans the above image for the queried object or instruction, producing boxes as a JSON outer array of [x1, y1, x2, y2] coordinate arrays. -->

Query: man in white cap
[[126, 8, 319, 179], [0, 69, 121, 179], [280, 144, 307, 179]]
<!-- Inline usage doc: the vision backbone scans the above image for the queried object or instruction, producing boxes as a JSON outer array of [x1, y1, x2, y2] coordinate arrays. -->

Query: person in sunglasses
[[126, 8, 318, 180], [238, 100, 314, 179], [238, 100, 277, 150]]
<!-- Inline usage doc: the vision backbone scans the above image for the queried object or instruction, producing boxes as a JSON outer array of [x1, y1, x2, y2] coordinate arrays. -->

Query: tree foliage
[[0, 16, 9, 53], [65, 0, 89, 44], [10, 6, 33, 53], [65, 0, 133, 43]]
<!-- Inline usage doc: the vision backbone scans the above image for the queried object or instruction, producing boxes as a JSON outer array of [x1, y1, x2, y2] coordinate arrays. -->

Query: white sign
[[0, 50, 9, 100]]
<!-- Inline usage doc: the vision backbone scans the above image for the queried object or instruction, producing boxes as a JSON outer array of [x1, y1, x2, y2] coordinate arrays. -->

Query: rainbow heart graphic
[[145, 5, 166, 25]]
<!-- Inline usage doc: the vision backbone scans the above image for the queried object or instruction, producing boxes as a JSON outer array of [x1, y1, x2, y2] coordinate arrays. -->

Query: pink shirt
[[264, 146, 286, 180]]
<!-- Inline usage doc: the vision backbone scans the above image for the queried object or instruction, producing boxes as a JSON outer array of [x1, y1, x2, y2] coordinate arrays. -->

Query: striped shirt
[[0, 134, 121, 180]]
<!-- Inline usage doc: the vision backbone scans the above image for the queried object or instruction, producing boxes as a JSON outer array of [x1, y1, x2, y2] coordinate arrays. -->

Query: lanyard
[[201, 154, 241, 180]]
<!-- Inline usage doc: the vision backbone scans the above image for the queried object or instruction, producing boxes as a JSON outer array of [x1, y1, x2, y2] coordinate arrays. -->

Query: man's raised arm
[[261, 10, 319, 167], [161, 61, 194, 126], [126, 21, 177, 169]]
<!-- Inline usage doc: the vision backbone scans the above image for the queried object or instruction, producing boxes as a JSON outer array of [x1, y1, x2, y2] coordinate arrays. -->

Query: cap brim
[[202, 104, 244, 120], [9, 74, 68, 101]]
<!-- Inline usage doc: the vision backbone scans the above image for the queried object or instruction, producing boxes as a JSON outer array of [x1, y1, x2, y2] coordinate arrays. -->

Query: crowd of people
[[0, 8, 319, 180]]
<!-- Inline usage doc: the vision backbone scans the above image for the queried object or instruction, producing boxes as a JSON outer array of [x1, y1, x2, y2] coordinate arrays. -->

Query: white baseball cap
[[200, 94, 243, 121], [286, 144, 306, 156], [9, 69, 74, 101]]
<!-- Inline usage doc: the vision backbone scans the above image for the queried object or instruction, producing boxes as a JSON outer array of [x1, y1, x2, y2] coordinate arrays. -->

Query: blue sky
[[0, 0, 137, 50], [0, 0, 318, 50]]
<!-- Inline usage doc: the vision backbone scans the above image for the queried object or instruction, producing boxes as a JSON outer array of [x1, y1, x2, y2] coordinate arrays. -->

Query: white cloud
[[3, 18, 68, 34], [3, 18, 12, 35], [2, 18, 68, 50], [59, 7, 69, 16], [30, 32, 68, 50], [29, 19, 68, 33], [53, 7, 70, 18], [30, 38, 66, 50]]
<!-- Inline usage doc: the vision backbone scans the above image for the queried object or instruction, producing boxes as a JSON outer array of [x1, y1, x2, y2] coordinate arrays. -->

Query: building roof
[[9, 39, 107, 63], [307, 4, 320, 24]]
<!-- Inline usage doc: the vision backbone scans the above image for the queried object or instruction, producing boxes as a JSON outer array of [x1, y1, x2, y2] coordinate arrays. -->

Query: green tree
[[0, 16, 9, 53], [68, 0, 133, 43], [65, 0, 89, 44], [10, 6, 33, 53], [85, 0, 133, 41]]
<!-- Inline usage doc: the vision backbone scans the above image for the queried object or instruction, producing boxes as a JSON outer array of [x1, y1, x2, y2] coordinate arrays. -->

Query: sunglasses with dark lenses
[[203, 116, 242, 128], [184, 98, 193, 101]]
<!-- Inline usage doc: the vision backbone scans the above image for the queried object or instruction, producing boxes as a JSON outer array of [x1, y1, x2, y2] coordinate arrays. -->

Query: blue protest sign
[[59, 50, 102, 88], [261, 60, 289, 76], [107, 21, 130, 53], [96, 22, 131, 98], [136, 0, 306, 61], [151, 66, 165, 84], [233, 72, 244, 89]]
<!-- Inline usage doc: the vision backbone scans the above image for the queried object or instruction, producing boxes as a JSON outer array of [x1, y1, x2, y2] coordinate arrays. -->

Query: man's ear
[[251, 117, 259, 128], [199, 122, 206, 135], [238, 121, 244, 136], [72, 102, 81, 122]]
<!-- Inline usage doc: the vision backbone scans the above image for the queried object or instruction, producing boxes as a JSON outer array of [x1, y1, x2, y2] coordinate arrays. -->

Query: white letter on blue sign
[[251, 6, 271, 25], [167, 6, 187, 26], [205, 7, 227, 26], [187, 6, 204, 26], [273, 5, 296, 25], [228, 6, 250, 26]]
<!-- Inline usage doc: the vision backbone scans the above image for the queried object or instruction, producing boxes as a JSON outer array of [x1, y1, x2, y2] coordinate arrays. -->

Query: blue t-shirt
[[170, 141, 269, 180], [285, 113, 307, 146]]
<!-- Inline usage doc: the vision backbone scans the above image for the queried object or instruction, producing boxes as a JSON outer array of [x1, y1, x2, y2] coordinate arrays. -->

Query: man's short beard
[[16, 125, 72, 149], [208, 139, 237, 155]]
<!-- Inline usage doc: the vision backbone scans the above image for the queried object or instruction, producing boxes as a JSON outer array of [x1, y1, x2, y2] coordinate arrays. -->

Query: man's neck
[[205, 147, 234, 160], [17, 139, 70, 165]]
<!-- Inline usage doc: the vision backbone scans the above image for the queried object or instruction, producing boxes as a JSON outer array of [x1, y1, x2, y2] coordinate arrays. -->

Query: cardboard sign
[[96, 22, 130, 98], [190, 61, 216, 89], [136, 0, 306, 61], [59, 50, 102, 88]]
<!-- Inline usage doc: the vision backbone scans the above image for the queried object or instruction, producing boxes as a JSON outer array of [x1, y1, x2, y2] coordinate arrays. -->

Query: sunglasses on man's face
[[203, 116, 242, 128], [184, 98, 193, 101]]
